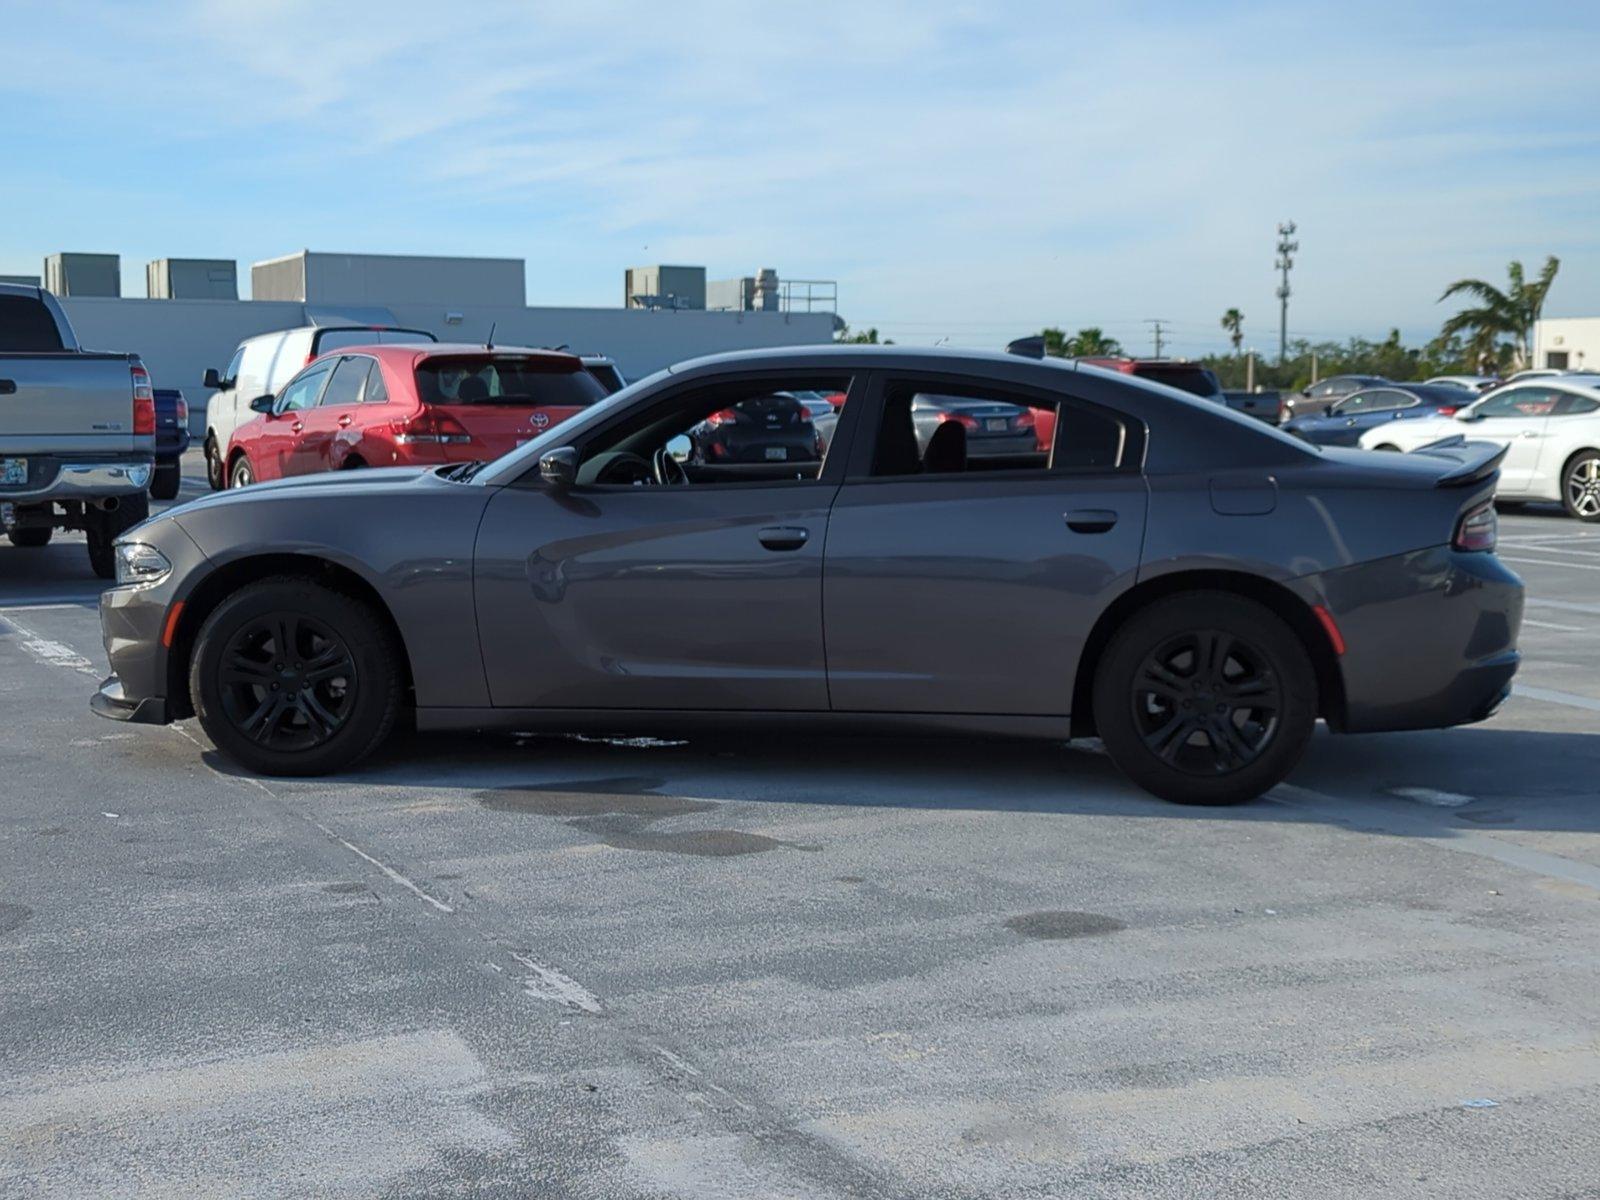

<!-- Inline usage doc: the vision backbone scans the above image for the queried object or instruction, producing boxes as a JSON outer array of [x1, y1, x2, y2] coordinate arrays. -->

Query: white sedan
[[1358, 375, 1600, 521]]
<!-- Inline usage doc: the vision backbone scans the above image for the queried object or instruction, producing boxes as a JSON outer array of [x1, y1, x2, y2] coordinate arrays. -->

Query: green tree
[[1438, 256, 1560, 368], [1220, 308, 1245, 355], [1063, 327, 1123, 356], [1040, 327, 1068, 357], [835, 324, 891, 345]]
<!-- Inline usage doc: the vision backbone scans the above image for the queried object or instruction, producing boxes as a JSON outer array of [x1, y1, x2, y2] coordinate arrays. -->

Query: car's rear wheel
[[230, 455, 254, 489], [6, 505, 51, 548], [150, 461, 181, 500], [205, 437, 225, 490], [1093, 592, 1317, 805], [1372, 443, 1400, 452], [85, 493, 150, 579], [189, 577, 402, 776], [1561, 451, 1600, 522]]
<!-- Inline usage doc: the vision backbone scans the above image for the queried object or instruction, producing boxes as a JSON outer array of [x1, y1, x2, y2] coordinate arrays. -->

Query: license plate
[[0, 458, 26, 485], [764, 446, 788, 461], [984, 418, 1009, 433]]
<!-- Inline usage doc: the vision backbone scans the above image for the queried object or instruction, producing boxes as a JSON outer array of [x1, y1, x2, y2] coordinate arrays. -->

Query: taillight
[[1436, 406, 1457, 416], [393, 410, 473, 445], [1453, 502, 1497, 552], [1014, 409, 1036, 430], [175, 396, 189, 424], [131, 363, 155, 435], [938, 412, 979, 429], [706, 408, 741, 426]]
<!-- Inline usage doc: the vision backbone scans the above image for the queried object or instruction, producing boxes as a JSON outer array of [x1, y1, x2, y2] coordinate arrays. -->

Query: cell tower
[[1275, 221, 1298, 364]]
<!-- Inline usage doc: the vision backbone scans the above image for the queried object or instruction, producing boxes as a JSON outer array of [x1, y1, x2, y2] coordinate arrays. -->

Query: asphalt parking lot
[[3, 452, 1598, 1198]]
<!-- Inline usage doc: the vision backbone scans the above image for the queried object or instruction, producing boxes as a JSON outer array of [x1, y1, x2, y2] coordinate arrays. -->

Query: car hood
[[163, 466, 442, 518]]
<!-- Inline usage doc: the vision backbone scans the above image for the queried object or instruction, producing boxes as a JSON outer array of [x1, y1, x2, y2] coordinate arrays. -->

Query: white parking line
[[305, 817, 455, 914], [508, 951, 603, 1014], [1525, 597, 1600, 616], [1501, 556, 1600, 573], [0, 614, 98, 676], [1521, 618, 1585, 632], [1513, 684, 1600, 714]]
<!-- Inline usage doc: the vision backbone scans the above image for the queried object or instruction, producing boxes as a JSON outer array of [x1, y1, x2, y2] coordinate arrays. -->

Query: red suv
[[224, 344, 606, 487]]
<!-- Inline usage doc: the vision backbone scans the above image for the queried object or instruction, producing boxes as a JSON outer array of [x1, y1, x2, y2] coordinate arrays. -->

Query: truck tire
[[7, 526, 51, 548], [150, 461, 182, 501], [86, 493, 151, 579]]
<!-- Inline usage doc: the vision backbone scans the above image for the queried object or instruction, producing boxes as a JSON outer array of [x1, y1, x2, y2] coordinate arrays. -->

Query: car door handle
[[0, 379, 15, 395], [337, 415, 353, 427], [1065, 509, 1118, 533], [1520, 430, 1541, 438], [291, 421, 304, 433], [757, 526, 809, 551]]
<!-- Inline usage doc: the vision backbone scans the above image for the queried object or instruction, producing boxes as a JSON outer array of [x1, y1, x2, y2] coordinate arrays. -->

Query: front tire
[[1093, 592, 1317, 805], [205, 437, 225, 490], [189, 577, 402, 776], [230, 455, 254, 489], [85, 493, 150, 579], [1561, 451, 1600, 522]]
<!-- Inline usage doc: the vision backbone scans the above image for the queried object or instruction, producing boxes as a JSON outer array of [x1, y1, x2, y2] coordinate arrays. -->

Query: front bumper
[[91, 674, 169, 724], [2, 458, 153, 503]]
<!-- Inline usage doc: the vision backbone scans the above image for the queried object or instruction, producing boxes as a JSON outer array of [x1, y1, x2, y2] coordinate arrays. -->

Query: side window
[[276, 364, 332, 413], [1551, 392, 1600, 417], [573, 374, 852, 487], [222, 348, 245, 389], [318, 356, 368, 408], [1475, 387, 1557, 419], [363, 359, 389, 403], [1341, 388, 1408, 414], [869, 378, 1124, 478]]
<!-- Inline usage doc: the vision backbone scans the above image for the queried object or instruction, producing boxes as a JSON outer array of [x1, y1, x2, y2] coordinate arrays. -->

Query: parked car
[[910, 392, 1044, 463], [1358, 375, 1600, 521], [201, 325, 437, 490], [792, 390, 845, 454], [0, 282, 152, 576], [151, 388, 190, 500], [94, 346, 1522, 808], [1282, 383, 1469, 447], [1222, 390, 1284, 424], [580, 355, 626, 394], [224, 344, 607, 488], [685, 390, 821, 473], [1425, 374, 1499, 392], [1281, 375, 1390, 422], [1075, 357, 1226, 402]]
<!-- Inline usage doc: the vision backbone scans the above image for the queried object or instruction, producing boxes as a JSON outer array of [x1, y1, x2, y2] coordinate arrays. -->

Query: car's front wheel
[[1561, 451, 1600, 522], [1093, 592, 1317, 805], [205, 437, 225, 490], [189, 577, 403, 776], [230, 455, 254, 489]]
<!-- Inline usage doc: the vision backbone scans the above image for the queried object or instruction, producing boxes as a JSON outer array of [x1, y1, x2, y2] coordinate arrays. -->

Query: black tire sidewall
[[1093, 592, 1317, 805], [7, 526, 51, 548], [205, 439, 224, 491], [189, 577, 401, 776], [151, 462, 181, 500], [1561, 452, 1600, 523]]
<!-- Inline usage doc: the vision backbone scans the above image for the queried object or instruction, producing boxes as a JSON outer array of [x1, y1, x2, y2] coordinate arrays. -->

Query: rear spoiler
[[1409, 436, 1507, 488]]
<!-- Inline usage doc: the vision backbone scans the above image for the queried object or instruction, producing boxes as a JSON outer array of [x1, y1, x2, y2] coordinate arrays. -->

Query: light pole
[[1275, 221, 1297, 365]]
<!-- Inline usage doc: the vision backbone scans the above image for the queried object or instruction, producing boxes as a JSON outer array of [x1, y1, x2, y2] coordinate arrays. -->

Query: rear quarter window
[[0, 295, 66, 352]]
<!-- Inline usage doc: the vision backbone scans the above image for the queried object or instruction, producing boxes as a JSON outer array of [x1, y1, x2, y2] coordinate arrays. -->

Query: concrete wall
[[1533, 317, 1600, 372], [56, 296, 835, 435], [253, 251, 526, 307]]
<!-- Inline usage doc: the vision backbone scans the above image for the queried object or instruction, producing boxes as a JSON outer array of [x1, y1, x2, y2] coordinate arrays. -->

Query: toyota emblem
[[531, 412, 550, 429]]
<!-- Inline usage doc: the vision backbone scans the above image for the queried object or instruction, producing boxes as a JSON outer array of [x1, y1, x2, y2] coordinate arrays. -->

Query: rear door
[[823, 372, 1146, 716]]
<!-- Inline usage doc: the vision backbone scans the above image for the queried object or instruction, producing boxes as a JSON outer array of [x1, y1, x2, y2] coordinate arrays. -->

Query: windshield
[[416, 357, 607, 407], [472, 367, 674, 483]]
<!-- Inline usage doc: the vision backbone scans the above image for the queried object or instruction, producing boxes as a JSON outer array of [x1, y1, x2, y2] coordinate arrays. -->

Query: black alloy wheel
[[217, 612, 358, 751], [1131, 629, 1282, 775]]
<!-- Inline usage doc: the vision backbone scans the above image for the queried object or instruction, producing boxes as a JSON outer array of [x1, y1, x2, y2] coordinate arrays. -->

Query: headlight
[[114, 541, 172, 586]]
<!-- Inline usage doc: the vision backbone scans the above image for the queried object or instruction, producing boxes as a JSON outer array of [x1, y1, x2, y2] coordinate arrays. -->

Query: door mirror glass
[[249, 394, 275, 414], [203, 367, 223, 390], [666, 434, 692, 463], [1455, 407, 1482, 422], [539, 447, 578, 489]]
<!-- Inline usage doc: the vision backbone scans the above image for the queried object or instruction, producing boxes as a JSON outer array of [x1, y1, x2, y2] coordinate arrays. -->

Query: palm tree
[[1438, 256, 1559, 368], [1220, 308, 1244, 355], [1064, 327, 1123, 356]]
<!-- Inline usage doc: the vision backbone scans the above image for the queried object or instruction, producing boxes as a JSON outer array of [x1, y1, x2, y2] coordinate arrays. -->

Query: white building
[[1531, 317, 1600, 372]]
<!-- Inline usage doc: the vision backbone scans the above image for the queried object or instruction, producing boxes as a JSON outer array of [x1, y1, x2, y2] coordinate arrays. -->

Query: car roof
[[322, 342, 584, 366]]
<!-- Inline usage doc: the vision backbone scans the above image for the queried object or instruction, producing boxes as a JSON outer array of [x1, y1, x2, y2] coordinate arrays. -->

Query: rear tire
[[205, 437, 225, 491], [189, 577, 402, 776], [1561, 450, 1600, 522], [85, 493, 151, 579], [150, 461, 182, 500], [6, 525, 51, 548], [1093, 591, 1317, 805], [1373, 443, 1400, 452]]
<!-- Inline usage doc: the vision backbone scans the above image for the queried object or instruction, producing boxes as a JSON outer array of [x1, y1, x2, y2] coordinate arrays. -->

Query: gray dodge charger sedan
[[92, 345, 1523, 805]]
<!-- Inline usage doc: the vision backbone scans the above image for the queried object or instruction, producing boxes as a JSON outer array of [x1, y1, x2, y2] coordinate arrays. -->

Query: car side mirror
[[666, 434, 692, 463], [539, 447, 577, 489], [1455, 408, 1482, 422], [203, 367, 224, 390], [248, 394, 275, 414]]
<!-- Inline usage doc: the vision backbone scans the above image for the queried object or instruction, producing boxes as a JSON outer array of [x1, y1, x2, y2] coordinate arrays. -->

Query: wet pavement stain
[[0, 904, 33, 934], [1005, 911, 1126, 940], [34, 827, 68, 837], [577, 819, 814, 858], [835, 876, 867, 884], [477, 779, 715, 820]]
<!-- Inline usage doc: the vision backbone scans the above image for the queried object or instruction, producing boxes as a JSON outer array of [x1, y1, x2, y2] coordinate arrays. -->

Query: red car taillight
[[938, 411, 979, 429], [1436, 406, 1457, 416], [130, 362, 155, 435], [706, 408, 741, 426], [1013, 409, 1036, 430], [1453, 502, 1497, 552], [392, 410, 473, 445]]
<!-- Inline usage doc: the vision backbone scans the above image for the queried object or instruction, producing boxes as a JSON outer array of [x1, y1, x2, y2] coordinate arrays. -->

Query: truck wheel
[[86, 493, 151, 579], [1092, 591, 1317, 805], [150, 461, 182, 501], [7, 526, 51, 548], [189, 576, 403, 776], [205, 438, 225, 491]]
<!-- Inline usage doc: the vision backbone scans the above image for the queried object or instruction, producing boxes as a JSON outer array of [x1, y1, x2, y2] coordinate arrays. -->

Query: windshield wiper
[[443, 460, 488, 482]]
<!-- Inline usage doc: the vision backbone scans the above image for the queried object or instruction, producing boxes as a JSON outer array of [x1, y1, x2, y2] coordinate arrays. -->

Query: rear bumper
[[91, 674, 170, 724], [1302, 547, 1524, 733], [1, 458, 153, 503]]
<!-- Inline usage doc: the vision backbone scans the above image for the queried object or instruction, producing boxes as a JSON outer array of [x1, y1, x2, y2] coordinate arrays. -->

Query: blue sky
[[4, 0, 1598, 355]]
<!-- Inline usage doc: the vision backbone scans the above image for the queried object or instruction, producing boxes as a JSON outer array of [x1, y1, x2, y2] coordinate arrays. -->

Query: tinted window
[[0, 294, 65, 352], [1475, 387, 1558, 418], [222, 347, 245, 388], [1552, 392, 1600, 417], [872, 378, 1124, 477], [318, 357, 368, 407], [276, 364, 332, 412], [416, 357, 606, 407], [363, 359, 388, 403], [1338, 388, 1412, 414], [585, 362, 626, 394]]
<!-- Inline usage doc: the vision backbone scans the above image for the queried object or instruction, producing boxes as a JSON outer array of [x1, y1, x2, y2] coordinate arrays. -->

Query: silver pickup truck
[[0, 282, 154, 578]]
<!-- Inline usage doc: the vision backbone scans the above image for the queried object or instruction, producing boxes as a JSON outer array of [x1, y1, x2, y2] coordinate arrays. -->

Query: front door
[[288, 355, 368, 477], [1464, 386, 1560, 493], [472, 368, 864, 711], [823, 372, 1147, 715]]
